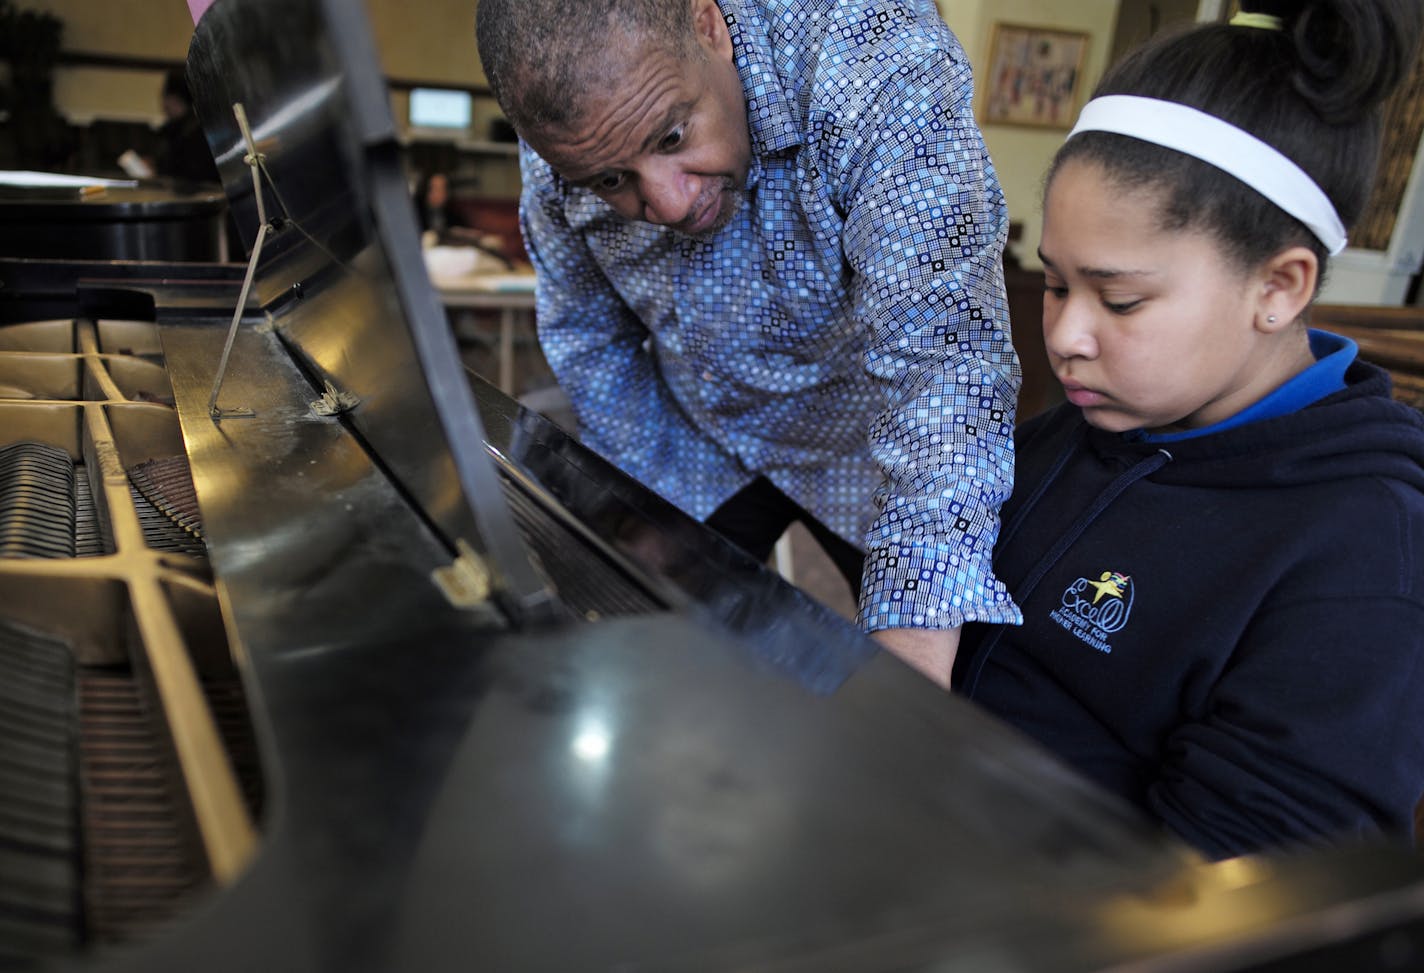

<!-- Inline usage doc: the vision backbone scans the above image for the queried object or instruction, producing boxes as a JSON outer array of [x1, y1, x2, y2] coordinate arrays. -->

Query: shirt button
[[701, 370, 715, 381]]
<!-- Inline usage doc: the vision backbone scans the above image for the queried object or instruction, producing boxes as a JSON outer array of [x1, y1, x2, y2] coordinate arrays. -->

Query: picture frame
[[980, 23, 1090, 130]]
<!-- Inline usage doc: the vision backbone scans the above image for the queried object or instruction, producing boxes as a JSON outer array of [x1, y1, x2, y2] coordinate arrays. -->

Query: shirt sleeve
[[1146, 594, 1424, 859], [518, 147, 739, 488], [829, 50, 1023, 633]]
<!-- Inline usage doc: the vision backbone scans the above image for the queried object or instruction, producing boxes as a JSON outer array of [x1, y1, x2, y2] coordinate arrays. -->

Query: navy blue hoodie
[[955, 361, 1424, 859]]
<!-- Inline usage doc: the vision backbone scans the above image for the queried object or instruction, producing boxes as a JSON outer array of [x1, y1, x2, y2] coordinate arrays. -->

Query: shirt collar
[[1130, 329, 1358, 444], [720, 0, 803, 160]]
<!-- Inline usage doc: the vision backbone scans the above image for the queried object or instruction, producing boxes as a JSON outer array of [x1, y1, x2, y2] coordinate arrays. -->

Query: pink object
[[186, 0, 217, 22]]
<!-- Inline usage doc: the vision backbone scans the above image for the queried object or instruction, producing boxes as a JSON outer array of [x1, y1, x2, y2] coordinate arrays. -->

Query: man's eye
[[659, 127, 685, 151], [596, 173, 625, 191], [1104, 299, 1142, 314], [1043, 283, 1067, 300]]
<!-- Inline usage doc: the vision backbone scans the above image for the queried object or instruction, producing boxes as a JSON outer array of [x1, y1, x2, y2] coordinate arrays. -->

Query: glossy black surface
[[64, 301, 1421, 973], [13, 0, 1424, 967], [469, 371, 886, 692], [125, 320, 1413, 973], [186, 0, 554, 621], [0, 184, 227, 262], [0, 257, 246, 324]]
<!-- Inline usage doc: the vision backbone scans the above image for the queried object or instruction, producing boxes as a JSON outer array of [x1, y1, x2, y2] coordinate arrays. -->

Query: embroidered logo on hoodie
[[1050, 570, 1134, 654]]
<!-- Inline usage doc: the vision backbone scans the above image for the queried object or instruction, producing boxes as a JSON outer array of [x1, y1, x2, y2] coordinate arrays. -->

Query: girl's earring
[[1266, 315, 1278, 324]]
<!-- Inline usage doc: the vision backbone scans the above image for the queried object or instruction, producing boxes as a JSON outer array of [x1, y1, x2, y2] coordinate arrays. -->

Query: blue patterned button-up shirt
[[519, 0, 1023, 632]]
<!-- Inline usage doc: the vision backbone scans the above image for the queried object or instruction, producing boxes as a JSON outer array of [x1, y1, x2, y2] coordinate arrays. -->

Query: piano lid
[[184, 0, 556, 623], [88, 1, 1423, 970]]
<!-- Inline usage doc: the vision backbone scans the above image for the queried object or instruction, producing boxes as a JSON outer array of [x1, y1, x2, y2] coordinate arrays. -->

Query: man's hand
[[873, 627, 961, 689]]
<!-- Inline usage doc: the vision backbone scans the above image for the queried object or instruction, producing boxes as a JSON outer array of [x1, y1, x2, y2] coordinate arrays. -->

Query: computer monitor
[[408, 87, 472, 135]]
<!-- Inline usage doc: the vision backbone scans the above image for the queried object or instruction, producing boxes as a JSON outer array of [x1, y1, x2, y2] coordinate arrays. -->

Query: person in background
[[153, 68, 220, 185], [475, 0, 1022, 684], [415, 170, 461, 239], [955, 0, 1424, 859], [415, 169, 513, 265]]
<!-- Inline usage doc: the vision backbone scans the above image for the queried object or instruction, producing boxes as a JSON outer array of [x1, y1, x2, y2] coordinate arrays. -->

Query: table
[[433, 272, 537, 393]]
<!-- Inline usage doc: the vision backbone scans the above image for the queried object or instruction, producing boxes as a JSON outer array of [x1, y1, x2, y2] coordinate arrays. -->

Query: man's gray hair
[[476, 0, 701, 131]]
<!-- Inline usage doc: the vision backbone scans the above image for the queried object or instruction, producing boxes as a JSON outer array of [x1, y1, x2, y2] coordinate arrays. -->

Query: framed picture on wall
[[981, 23, 1090, 130]]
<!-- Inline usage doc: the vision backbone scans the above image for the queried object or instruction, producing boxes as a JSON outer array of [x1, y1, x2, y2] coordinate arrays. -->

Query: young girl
[[954, 0, 1424, 860]]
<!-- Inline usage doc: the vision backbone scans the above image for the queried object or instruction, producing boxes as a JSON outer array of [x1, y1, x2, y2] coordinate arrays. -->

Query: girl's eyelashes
[[1041, 281, 1143, 315]]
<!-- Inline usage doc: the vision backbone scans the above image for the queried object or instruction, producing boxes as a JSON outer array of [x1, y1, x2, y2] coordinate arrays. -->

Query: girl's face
[[1039, 159, 1285, 434], [427, 174, 449, 207]]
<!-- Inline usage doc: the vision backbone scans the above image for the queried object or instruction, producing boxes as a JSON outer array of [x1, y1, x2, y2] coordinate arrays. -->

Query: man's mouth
[[679, 186, 724, 237]]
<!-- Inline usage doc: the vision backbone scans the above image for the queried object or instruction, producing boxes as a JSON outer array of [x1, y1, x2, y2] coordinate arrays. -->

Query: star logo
[[1086, 571, 1131, 604]]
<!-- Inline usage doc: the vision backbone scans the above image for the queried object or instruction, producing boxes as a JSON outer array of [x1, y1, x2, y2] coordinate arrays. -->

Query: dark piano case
[[1, 0, 1422, 969]]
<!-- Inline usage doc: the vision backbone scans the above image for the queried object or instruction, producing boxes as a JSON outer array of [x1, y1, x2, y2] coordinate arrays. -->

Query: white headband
[[1068, 95, 1348, 256]]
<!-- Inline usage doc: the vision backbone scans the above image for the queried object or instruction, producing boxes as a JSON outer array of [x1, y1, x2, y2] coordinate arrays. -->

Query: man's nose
[[638, 162, 698, 226]]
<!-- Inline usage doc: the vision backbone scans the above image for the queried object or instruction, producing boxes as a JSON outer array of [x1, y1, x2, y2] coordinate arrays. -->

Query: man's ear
[[692, 0, 733, 59], [1256, 245, 1318, 333]]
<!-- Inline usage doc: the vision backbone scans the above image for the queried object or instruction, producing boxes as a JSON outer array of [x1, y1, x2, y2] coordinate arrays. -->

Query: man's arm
[[875, 627, 961, 688], [518, 146, 733, 486], [828, 45, 1023, 653]]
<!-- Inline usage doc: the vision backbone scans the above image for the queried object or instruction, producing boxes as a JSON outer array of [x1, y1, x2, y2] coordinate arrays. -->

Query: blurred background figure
[[414, 169, 512, 266], [155, 68, 219, 182], [119, 68, 219, 185], [415, 170, 459, 240]]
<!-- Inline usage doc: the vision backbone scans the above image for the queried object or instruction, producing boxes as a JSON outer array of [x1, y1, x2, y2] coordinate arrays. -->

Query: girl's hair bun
[[1267, 0, 1423, 123]]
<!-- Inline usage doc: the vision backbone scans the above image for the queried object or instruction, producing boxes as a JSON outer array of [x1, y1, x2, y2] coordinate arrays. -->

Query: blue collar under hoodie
[[955, 358, 1424, 860]]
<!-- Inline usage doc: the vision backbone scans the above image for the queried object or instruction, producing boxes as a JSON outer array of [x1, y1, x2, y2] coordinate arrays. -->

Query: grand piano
[[2, 0, 1424, 969]]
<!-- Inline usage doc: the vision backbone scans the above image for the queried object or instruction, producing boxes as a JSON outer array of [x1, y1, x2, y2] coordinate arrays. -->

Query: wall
[[24, 0, 193, 124], [366, 0, 485, 85], [937, 0, 1121, 270], [16, 0, 519, 193], [30, 0, 496, 123], [365, 0, 517, 195], [1108, 0, 1199, 69], [23, 0, 1121, 215], [27, 0, 193, 54]]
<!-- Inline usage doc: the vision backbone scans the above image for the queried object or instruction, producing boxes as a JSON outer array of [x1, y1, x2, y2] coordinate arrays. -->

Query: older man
[[475, 0, 1021, 684]]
